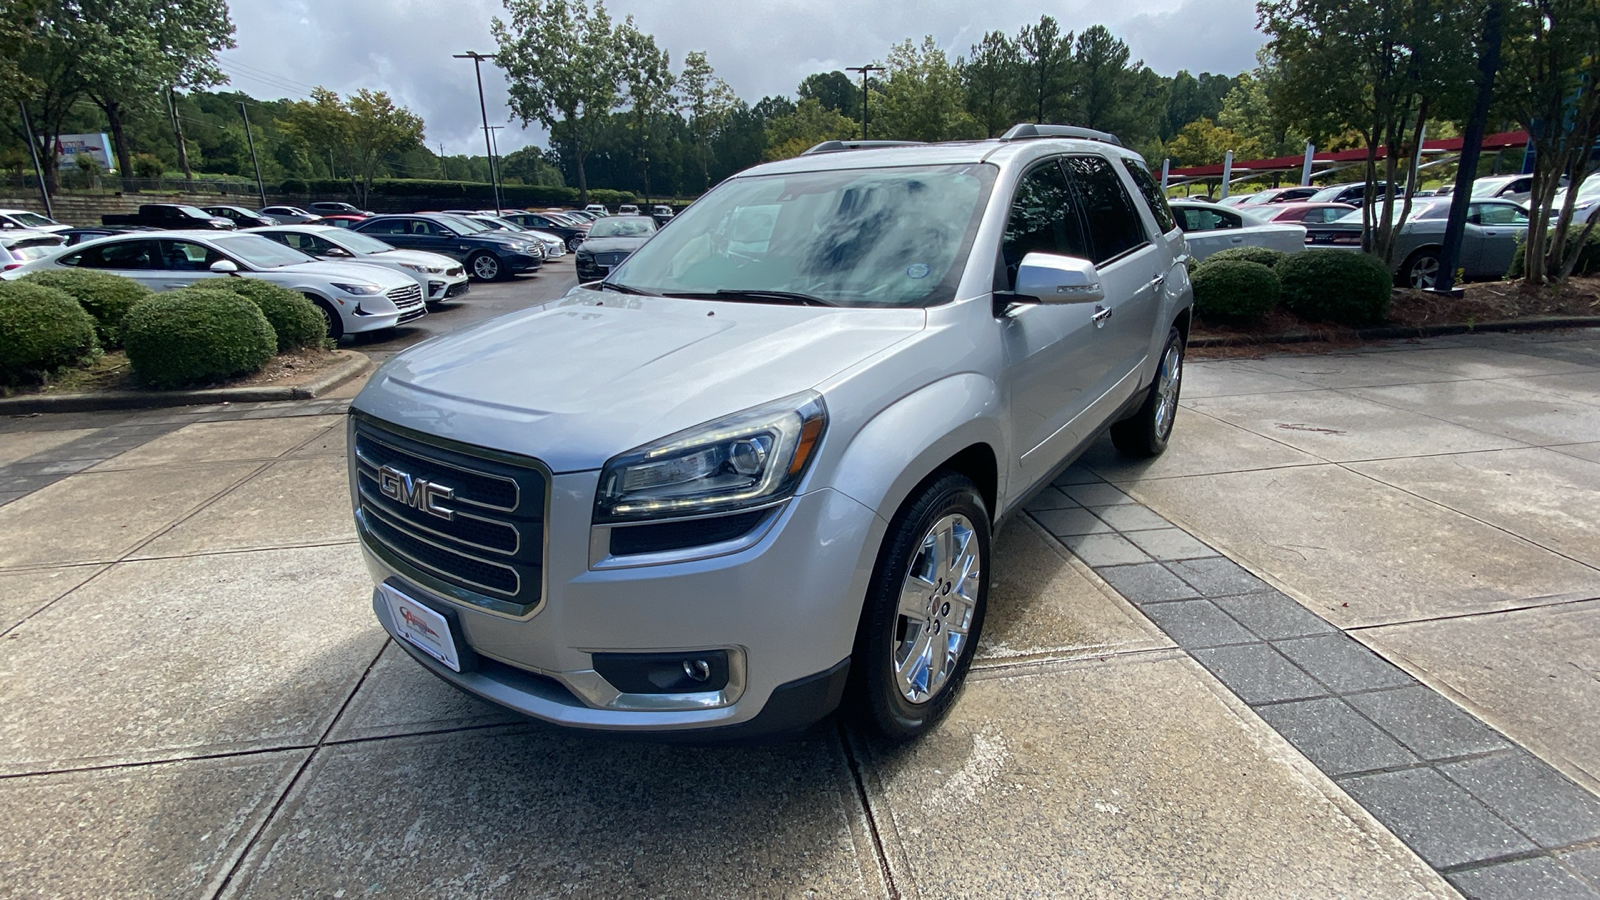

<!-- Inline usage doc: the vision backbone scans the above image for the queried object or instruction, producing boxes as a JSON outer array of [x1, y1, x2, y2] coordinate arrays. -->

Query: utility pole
[[166, 89, 193, 184], [17, 101, 53, 218], [487, 125, 505, 214], [846, 64, 883, 140], [238, 102, 267, 207], [454, 52, 502, 213], [1435, 0, 1505, 296]]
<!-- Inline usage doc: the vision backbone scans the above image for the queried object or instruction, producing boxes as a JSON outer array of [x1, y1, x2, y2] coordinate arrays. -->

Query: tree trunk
[[101, 99, 135, 191], [575, 132, 589, 205]]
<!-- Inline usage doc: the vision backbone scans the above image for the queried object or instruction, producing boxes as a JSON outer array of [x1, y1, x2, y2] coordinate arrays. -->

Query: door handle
[[1150, 274, 1166, 289], [1091, 305, 1113, 328], [1229, 236, 1244, 243]]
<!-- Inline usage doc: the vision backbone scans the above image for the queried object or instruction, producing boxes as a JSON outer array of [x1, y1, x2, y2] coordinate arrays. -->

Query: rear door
[[58, 238, 161, 288], [1465, 202, 1528, 279]]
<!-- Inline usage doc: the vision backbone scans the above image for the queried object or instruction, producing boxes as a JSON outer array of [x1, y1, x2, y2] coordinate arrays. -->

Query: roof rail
[[999, 123, 1124, 147], [801, 139, 926, 155]]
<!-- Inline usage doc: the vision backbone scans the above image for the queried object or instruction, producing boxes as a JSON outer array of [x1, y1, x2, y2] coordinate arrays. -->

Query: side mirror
[[436, 230, 455, 238], [324, 246, 352, 257], [209, 259, 239, 274], [1013, 252, 1105, 304]]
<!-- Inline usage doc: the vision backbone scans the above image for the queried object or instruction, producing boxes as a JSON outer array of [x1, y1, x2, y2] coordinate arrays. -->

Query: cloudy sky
[[219, 0, 1266, 156]]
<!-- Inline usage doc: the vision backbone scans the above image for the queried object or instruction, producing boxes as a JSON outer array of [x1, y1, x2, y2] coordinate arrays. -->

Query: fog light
[[592, 650, 730, 694]]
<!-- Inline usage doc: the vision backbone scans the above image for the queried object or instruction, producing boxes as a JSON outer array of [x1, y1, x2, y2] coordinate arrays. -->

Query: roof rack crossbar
[[999, 123, 1124, 147], [801, 139, 927, 155]]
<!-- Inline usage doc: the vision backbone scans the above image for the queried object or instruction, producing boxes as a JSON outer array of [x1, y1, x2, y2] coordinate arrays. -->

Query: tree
[[1165, 118, 1263, 167], [1070, 25, 1166, 146], [619, 22, 675, 202], [7, 1, 91, 192], [1163, 71, 1237, 140], [878, 36, 985, 142], [0, 0, 44, 106], [960, 31, 1023, 137], [1018, 15, 1074, 124], [798, 71, 860, 120], [1496, 0, 1600, 285], [765, 98, 858, 160], [1217, 58, 1309, 159], [678, 50, 736, 190], [494, 0, 625, 204], [284, 88, 424, 206]]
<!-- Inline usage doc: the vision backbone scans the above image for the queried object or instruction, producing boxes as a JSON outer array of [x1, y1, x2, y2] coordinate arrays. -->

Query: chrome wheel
[[891, 513, 982, 704], [1154, 342, 1183, 440], [1408, 253, 1440, 289], [471, 253, 501, 280]]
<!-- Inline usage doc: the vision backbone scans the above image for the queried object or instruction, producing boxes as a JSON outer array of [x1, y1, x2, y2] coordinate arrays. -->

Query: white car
[[12, 230, 425, 340], [248, 224, 470, 304], [1169, 200, 1307, 262], [259, 206, 322, 225], [1549, 176, 1600, 224], [584, 204, 609, 216], [1, 229, 66, 272], [0, 209, 70, 234], [462, 214, 566, 259]]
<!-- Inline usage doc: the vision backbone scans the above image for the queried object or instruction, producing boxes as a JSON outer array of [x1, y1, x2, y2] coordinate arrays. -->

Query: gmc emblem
[[378, 465, 456, 521]]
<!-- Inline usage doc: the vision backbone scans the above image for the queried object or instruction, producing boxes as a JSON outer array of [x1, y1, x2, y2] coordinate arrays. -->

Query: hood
[[356, 288, 926, 471], [271, 260, 415, 289], [368, 248, 460, 270], [580, 235, 651, 253]]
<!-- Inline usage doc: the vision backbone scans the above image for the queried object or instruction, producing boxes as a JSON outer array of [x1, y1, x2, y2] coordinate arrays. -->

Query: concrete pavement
[[1, 314, 1597, 897]]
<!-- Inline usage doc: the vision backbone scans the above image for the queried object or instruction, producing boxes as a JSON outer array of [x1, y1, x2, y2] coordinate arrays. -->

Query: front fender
[[817, 373, 1006, 525]]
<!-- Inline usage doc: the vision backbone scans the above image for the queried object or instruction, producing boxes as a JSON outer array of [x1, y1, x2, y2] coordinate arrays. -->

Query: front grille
[[353, 414, 547, 616], [387, 283, 424, 309], [595, 251, 629, 267]]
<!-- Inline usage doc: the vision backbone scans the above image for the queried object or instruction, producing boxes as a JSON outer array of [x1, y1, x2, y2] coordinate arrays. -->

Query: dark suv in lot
[[353, 213, 544, 281], [500, 211, 589, 252]]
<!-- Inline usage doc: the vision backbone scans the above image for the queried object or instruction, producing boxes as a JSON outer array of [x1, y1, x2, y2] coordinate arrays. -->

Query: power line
[[218, 57, 322, 92]]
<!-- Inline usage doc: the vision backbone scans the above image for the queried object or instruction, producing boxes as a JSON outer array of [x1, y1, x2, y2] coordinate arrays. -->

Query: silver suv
[[349, 125, 1193, 741]]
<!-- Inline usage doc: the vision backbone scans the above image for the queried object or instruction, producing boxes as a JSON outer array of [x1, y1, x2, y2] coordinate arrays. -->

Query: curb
[[0, 351, 372, 416], [1189, 315, 1600, 348]]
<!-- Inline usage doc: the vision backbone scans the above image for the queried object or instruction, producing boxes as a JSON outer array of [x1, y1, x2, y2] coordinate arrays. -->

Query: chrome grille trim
[[355, 477, 520, 557], [360, 500, 522, 597], [387, 283, 424, 309], [353, 436, 518, 512]]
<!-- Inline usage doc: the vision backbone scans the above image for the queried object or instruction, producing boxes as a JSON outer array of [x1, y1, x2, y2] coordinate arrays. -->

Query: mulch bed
[[1, 348, 346, 399]]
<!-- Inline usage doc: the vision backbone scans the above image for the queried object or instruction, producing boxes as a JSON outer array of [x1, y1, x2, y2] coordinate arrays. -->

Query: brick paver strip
[[1036, 462, 1600, 887]]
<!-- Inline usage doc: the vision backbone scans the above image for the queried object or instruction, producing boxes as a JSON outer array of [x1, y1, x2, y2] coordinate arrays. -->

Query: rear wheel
[[469, 252, 502, 281], [850, 471, 990, 742], [1111, 326, 1184, 458], [1403, 249, 1441, 289]]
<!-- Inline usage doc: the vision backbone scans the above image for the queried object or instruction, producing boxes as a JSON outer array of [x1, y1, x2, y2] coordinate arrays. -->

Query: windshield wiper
[[597, 281, 655, 296], [663, 289, 837, 307]]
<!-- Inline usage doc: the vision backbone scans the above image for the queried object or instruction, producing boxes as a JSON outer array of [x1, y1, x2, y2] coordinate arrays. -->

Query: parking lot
[[1, 291, 1598, 896]]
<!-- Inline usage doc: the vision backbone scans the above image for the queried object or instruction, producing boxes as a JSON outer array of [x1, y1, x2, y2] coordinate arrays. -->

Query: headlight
[[331, 282, 383, 295], [594, 392, 827, 523], [398, 262, 427, 273]]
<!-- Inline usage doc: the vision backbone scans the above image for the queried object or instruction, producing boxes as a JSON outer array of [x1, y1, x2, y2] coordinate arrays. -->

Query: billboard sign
[[55, 133, 115, 172]]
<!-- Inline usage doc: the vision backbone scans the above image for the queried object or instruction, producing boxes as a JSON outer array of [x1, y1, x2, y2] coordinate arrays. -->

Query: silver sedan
[[1169, 201, 1307, 262]]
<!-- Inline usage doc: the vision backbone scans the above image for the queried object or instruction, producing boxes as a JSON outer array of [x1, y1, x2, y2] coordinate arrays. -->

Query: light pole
[[487, 125, 505, 214], [454, 51, 503, 214], [846, 64, 883, 140]]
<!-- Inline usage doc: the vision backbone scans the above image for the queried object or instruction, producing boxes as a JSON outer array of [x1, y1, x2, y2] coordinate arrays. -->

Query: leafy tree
[[798, 71, 860, 120], [0, 0, 44, 106], [877, 36, 984, 143], [961, 31, 1023, 137], [1165, 118, 1263, 167], [1070, 25, 1166, 146], [619, 22, 675, 202], [1217, 58, 1309, 159], [494, 0, 626, 203], [1018, 15, 1074, 124], [678, 50, 737, 190], [1163, 71, 1237, 140], [284, 88, 424, 206], [765, 98, 858, 160]]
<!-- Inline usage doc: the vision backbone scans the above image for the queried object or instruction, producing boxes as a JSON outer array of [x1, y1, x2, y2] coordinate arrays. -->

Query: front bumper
[[502, 252, 543, 274], [360, 473, 883, 734]]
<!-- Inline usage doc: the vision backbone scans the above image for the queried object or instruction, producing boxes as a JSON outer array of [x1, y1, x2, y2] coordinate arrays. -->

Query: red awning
[[1167, 131, 1529, 178]]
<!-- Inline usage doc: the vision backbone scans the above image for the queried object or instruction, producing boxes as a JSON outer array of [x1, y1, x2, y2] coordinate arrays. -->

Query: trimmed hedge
[[193, 278, 327, 351], [1276, 249, 1393, 325], [122, 289, 276, 389], [1192, 260, 1281, 323], [274, 178, 637, 208], [0, 281, 98, 383], [20, 269, 151, 349], [1506, 228, 1600, 279], [1203, 246, 1289, 268]]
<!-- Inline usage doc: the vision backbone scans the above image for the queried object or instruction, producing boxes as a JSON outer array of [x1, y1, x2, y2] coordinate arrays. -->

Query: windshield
[[13, 212, 54, 226], [608, 163, 997, 308], [589, 216, 656, 238], [212, 234, 317, 268], [178, 205, 212, 218], [438, 215, 489, 234], [331, 230, 395, 253]]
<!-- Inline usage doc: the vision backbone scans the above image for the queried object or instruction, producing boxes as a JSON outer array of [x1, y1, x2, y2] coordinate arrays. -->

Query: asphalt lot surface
[[0, 320, 1598, 897]]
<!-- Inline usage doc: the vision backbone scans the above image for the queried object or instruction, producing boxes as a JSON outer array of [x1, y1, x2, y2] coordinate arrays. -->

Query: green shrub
[[194, 277, 327, 351], [1507, 228, 1600, 279], [1276, 249, 1393, 325], [122, 289, 276, 389], [0, 281, 98, 383], [1191, 260, 1281, 323], [20, 269, 151, 349], [1203, 246, 1288, 268]]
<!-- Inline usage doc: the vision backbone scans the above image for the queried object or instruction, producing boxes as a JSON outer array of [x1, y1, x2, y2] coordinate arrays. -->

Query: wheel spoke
[[889, 512, 985, 706], [898, 574, 936, 619]]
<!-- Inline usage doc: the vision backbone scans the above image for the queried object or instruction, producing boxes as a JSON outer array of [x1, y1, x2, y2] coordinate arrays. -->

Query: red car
[[317, 215, 368, 229], [1263, 202, 1358, 226]]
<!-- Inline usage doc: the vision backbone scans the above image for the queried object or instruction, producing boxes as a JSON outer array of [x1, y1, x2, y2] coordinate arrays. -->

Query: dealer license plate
[[381, 584, 461, 672]]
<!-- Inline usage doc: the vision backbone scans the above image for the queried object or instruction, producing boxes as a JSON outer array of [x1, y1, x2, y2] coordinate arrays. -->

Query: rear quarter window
[[1121, 159, 1178, 234]]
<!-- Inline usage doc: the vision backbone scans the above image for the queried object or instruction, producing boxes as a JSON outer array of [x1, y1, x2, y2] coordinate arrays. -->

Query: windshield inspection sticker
[[906, 263, 930, 279]]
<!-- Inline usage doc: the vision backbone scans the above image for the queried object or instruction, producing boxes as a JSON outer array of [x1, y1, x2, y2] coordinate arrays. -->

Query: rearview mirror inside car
[[1014, 252, 1105, 304]]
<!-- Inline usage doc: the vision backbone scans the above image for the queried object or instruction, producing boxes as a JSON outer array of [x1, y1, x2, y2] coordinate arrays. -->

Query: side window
[[78, 239, 157, 270], [1000, 160, 1090, 289], [409, 220, 439, 236], [1064, 156, 1148, 264], [1217, 210, 1244, 229], [365, 219, 405, 236], [1121, 158, 1177, 234], [159, 240, 224, 271], [58, 252, 83, 267], [1478, 204, 1526, 226]]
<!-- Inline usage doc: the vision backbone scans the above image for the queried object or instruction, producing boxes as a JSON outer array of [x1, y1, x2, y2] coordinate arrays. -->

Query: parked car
[[102, 204, 234, 230], [0, 230, 65, 272], [250, 224, 470, 304], [561, 209, 602, 223], [1549, 176, 1600, 224], [58, 225, 159, 246], [584, 203, 609, 216], [1304, 199, 1529, 288], [1239, 187, 1319, 206], [460, 214, 566, 258], [259, 206, 323, 225], [349, 124, 1195, 741], [204, 205, 276, 229], [14, 231, 425, 338], [0, 209, 70, 234], [1216, 193, 1256, 207], [651, 205, 675, 226], [1471, 174, 1566, 206], [308, 201, 372, 217], [352, 213, 544, 281], [1262, 202, 1358, 226], [574, 214, 657, 280], [1168, 200, 1307, 261], [618, 204, 640, 215], [500, 211, 589, 252], [1306, 181, 1406, 207], [317, 215, 368, 229]]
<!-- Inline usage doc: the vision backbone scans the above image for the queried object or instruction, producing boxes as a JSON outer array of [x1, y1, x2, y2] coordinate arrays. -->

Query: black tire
[[567, 235, 583, 252], [468, 252, 502, 282], [849, 471, 991, 742], [310, 295, 344, 342], [1111, 326, 1184, 458], [1402, 248, 1441, 289]]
